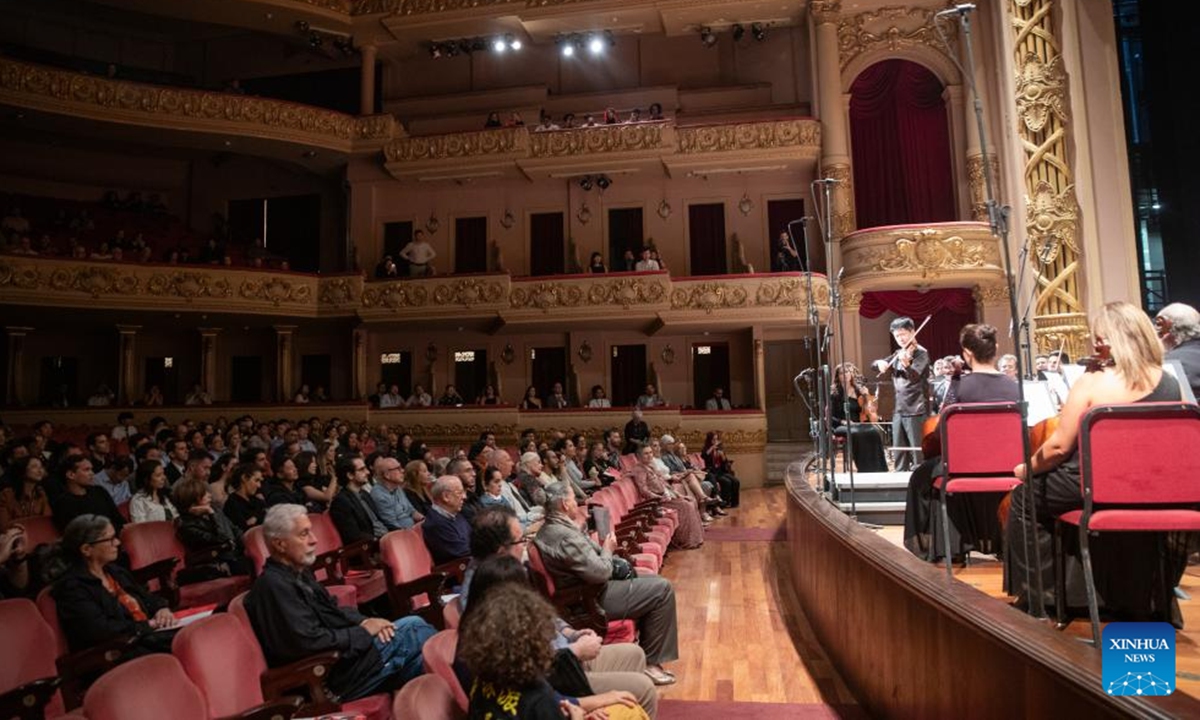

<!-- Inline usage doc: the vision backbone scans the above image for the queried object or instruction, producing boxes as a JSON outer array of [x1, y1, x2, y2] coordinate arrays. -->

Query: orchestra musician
[[903, 324, 1018, 561], [872, 317, 931, 472], [830, 363, 888, 473], [1006, 301, 1188, 622]]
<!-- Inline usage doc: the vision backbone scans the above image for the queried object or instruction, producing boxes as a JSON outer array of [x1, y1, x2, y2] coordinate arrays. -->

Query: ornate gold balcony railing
[[0, 256, 830, 328], [839, 221, 1006, 292], [0, 58, 397, 152]]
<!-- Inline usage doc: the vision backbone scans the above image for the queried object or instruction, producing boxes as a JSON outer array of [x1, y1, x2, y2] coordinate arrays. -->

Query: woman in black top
[[903, 323, 1020, 562], [588, 252, 606, 274], [829, 362, 888, 472], [51, 514, 176, 656], [222, 464, 266, 532], [174, 479, 250, 577], [622, 409, 649, 454]]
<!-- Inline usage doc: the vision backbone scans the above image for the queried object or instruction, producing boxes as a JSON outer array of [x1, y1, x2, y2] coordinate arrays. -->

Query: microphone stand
[[938, 6, 1045, 615], [795, 217, 835, 497]]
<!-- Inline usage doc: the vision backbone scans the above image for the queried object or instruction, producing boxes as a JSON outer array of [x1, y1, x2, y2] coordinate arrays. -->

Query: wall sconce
[[577, 202, 592, 225], [577, 340, 593, 363], [425, 342, 438, 363], [425, 212, 440, 235], [501, 342, 515, 364], [657, 199, 672, 220], [500, 209, 515, 229], [661, 345, 676, 365], [738, 193, 754, 216]]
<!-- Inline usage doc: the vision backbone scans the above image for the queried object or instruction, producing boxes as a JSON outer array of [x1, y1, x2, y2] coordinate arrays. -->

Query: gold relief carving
[[146, 272, 232, 300], [509, 283, 585, 311], [0, 59, 358, 144], [361, 283, 429, 309], [362, 0, 604, 16], [0, 260, 41, 289], [837, 6, 956, 70], [676, 119, 819, 154], [671, 428, 767, 453], [864, 230, 998, 277], [396, 423, 519, 443], [529, 124, 666, 158], [971, 283, 1010, 306], [842, 289, 863, 310], [822, 163, 856, 239], [809, 0, 843, 25], [384, 128, 524, 162], [48, 266, 139, 298], [669, 283, 749, 314], [1015, 52, 1068, 134], [966, 154, 999, 222], [585, 278, 667, 308], [754, 278, 830, 308], [318, 277, 358, 305], [238, 278, 313, 306], [293, 0, 352, 10], [431, 279, 506, 307], [355, 114, 397, 140], [1026, 180, 1078, 266]]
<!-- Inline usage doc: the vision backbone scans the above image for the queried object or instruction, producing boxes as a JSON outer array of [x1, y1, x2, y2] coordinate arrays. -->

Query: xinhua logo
[[1102, 622, 1175, 696]]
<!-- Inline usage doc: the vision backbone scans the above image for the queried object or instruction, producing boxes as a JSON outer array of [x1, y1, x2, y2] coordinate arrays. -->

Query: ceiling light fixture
[[732, 23, 745, 41], [588, 34, 604, 54], [751, 22, 766, 41], [700, 26, 718, 48], [579, 175, 594, 191], [493, 37, 507, 52]]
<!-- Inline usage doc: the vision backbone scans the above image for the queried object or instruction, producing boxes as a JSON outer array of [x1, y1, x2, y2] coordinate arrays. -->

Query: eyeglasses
[[87, 535, 119, 546]]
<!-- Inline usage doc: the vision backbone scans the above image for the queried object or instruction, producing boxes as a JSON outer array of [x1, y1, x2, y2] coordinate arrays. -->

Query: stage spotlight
[[459, 39, 473, 55], [510, 35, 522, 50], [309, 33, 324, 48], [700, 27, 718, 48], [562, 42, 575, 57], [751, 22, 766, 41], [605, 30, 616, 48], [493, 36, 507, 53], [429, 43, 442, 58], [596, 175, 611, 190], [732, 23, 745, 41], [588, 34, 604, 54], [471, 38, 486, 52], [579, 176, 593, 191], [295, 20, 309, 32]]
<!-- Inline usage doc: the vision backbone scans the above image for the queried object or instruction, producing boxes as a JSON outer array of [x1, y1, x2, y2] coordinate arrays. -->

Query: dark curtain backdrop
[[688, 203, 728, 275], [850, 60, 957, 229], [860, 288, 976, 360]]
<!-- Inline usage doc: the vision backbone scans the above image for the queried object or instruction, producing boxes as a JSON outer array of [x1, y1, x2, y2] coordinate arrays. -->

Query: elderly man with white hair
[[421, 475, 472, 565], [245, 504, 435, 702], [515, 450, 550, 507], [535, 482, 679, 686], [1156, 302, 1200, 400], [488, 448, 544, 530]]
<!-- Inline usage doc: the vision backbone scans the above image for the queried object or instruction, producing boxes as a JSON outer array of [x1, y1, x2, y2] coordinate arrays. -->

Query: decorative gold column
[[117, 325, 140, 406], [752, 330, 766, 411], [1008, 0, 1088, 357], [961, 29, 998, 223], [352, 327, 368, 401], [811, 0, 856, 241], [274, 325, 297, 403], [4, 327, 32, 406], [198, 328, 220, 402], [360, 44, 377, 116]]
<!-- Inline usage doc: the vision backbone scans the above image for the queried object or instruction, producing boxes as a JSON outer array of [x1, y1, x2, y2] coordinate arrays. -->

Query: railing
[[0, 254, 829, 325], [839, 221, 1006, 291]]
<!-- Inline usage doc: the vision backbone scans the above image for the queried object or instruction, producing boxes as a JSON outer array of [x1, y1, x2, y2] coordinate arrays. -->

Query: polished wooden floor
[[657, 488, 860, 707]]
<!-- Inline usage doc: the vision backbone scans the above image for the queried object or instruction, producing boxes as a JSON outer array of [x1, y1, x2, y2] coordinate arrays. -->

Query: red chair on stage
[[0, 598, 63, 720], [392, 674, 463, 720], [1054, 402, 1200, 645], [934, 402, 1025, 577]]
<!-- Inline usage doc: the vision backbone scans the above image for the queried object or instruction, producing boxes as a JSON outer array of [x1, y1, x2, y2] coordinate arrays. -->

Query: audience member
[[246, 505, 435, 702], [0, 456, 52, 528], [587, 385, 611, 408], [623, 408, 650, 454], [438, 384, 465, 406], [701, 431, 740, 509], [476, 384, 501, 405], [704, 387, 732, 410], [998, 353, 1019, 380], [222, 463, 266, 532], [174, 478, 249, 576], [408, 385, 433, 407], [520, 385, 543, 410], [399, 230, 436, 277], [94, 456, 134, 506], [51, 456, 126, 532], [546, 382, 570, 409], [264, 457, 308, 508], [1157, 302, 1200, 399], [0, 524, 31, 598], [636, 384, 665, 408], [371, 456, 422, 530], [629, 445, 704, 548], [634, 248, 659, 272], [535, 482, 678, 685], [403, 459, 435, 515], [331, 455, 388, 543], [588, 252, 606, 273], [422, 476, 472, 565], [484, 112, 502, 128], [164, 439, 189, 485], [448, 457, 482, 522], [129, 460, 177, 523]]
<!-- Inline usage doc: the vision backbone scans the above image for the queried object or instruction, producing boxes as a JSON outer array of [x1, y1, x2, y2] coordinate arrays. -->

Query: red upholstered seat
[[309, 512, 386, 605], [378, 528, 459, 627], [121, 521, 251, 609], [244, 525, 358, 609], [393, 674, 464, 720], [442, 596, 463, 629], [20, 514, 60, 549], [35, 587, 69, 659], [934, 402, 1024, 575], [172, 614, 270, 719], [0, 598, 64, 719], [1054, 402, 1200, 645], [82, 655, 207, 720], [421, 630, 468, 714], [526, 542, 636, 645]]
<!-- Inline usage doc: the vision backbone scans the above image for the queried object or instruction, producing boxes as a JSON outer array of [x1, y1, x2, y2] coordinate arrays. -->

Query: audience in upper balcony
[[438, 384, 465, 406], [621, 249, 636, 271], [648, 103, 664, 121], [604, 107, 619, 124], [628, 107, 642, 123], [636, 383, 666, 408], [588, 384, 612, 408], [520, 385, 543, 410], [507, 111, 525, 127], [634, 248, 660, 272], [705, 387, 732, 411], [534, 111, 559, 132], [143, 385, 165, 406], [546, 381, 570, 409], [184, 384, 212, 406], [562, 113, 576, 129], [378, 384, 405, 408], [476, 384, 501, 405], [589, 251, 607, 273], [485, 112, 502, 128]]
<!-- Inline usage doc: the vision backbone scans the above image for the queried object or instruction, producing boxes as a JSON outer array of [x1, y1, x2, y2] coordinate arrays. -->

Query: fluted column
[[352, 326, 368, 400], [198, 328, 220, 402], [117, 325, 141, 406], [4, 327, 32, 406], [360, 44, 377, 116], [274, 325, 297, 403], [811, 0, 856, 242], [752, 330, 766, 411]]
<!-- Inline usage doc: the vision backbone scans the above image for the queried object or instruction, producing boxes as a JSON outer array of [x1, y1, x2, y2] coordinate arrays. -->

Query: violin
[[854, 380, 881, 423], [876, 315, 933, 371]]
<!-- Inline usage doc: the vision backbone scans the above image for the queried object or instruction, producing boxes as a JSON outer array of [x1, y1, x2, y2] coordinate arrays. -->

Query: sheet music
[[1022, 381, 1058, 426]]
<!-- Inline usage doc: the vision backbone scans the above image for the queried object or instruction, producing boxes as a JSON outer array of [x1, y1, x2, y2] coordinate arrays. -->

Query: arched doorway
[[849, 59, 956, 229]]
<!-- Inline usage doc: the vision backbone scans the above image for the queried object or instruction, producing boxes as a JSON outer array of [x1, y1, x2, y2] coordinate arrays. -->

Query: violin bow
[[880, 314, 933, 366]]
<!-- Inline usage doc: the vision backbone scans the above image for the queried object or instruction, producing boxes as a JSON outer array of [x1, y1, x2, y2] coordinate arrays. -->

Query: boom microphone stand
[[936, 4, 1045, 616], [791, 218, 835, 497]]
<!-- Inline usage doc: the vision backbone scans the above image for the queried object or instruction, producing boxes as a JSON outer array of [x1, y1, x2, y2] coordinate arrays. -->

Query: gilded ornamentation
[[1015, 52, 1068, 134], [361, 283, 429, 309], [0, 59, 359, 147], [809, 0, 843, 25], [358, 0, 605, 16], [355, 114, 397, 140], [585, 279, 667, 308], [318, 277, 358, 305], [146, 272, 232, 300], [972, 283, 1010, 306], [669, 283, 749, 314], [384, 128, 525, 162], [387, 422, 520, 443], [509, 283, 586, 311], [671, 428, 767, 453], [431, 279, 506, 307], [1025, 180, 1078, 266], [966, 154, 999, 222], [837, 6, 957, 71], [47, 266, 139, 297], [238, 278, 313, 306], [755, 278, 830, 308], [0, 261, 41, 289], [676, 119, 819, 154], [529, 124, 666, 158], [823, 163, 856, 239], [293, 0, 352, 11], [860, 229, 997, 278]]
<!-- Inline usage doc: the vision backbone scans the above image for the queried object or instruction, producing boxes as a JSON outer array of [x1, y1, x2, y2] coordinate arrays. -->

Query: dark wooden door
[[453, 349, 488, 403], [454, 216, 488, 274], [610, 344, 647, 407], [692, 342, 731, 408], [688, 203, 727, 275], [230, 356, 263, 404], [607, 207, 644, 271], [764, 340, 816, 441], [530, 212, 566, 276], [767, 198, 825, 273], [380, 351, 413, 397], [531, 346, 568, 400]]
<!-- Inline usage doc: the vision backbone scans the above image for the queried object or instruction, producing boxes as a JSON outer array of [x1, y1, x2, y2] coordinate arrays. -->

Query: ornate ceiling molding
[[837, 6, 959, 81]]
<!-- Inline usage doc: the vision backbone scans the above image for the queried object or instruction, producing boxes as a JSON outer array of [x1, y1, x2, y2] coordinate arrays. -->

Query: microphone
[[935, 3, 975, 17]]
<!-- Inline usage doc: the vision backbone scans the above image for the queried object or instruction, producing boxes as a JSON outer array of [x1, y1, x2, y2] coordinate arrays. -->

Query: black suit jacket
[[1167, 339, 1200, 402], [53, 562, 167, 652], [330, 488, 380, 544]]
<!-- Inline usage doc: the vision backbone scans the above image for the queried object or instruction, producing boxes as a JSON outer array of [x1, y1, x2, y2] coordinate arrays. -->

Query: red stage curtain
[[860, 289, 976, 360], [850, 60, 957, 229]]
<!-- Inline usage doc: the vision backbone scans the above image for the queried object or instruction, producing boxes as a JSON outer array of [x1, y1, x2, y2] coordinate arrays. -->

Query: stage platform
[[784, 463, 1200, 718], [794, 458, 913, 525]]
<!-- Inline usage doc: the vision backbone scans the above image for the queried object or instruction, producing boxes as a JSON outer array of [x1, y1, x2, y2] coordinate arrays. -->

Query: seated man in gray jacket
[[533, 482, 678, 686]]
